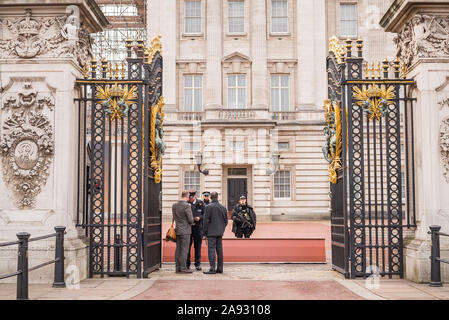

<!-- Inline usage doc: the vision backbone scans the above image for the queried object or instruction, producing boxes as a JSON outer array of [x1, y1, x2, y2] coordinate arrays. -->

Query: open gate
[[75, 36, 164, 278], [325, 37, 417, 278]]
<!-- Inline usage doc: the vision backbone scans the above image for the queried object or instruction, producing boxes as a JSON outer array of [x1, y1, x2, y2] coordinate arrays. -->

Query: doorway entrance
[[227, 178, 247, 211]]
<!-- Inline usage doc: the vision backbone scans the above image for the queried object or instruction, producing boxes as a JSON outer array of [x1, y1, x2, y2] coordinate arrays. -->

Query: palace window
[[229, 141, 245, 151], [229, 1, 244, 33], [185, 142, 201, 151], [228, 74, 246, 109], [184, 75, 203, 112], [276, 142, 290, 151], [185, 1, 202, 34], [274, 170, 291, 199], [101, 4, 138, 16], [271, 0, 288, 33], [340, 3, 357, 37], [184, 171, 201, 192], [271, 75, 290, 111]]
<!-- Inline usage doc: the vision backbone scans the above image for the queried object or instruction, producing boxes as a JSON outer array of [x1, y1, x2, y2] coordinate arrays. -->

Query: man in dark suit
[[172, 190, 194, 273], [202, 192, 228, 274]]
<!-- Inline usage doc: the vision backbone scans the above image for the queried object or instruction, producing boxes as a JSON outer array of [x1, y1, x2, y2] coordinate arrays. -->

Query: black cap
[[188, 190, 197, 197], [239, 195, 247, 200], [202, 191, 210, 197]]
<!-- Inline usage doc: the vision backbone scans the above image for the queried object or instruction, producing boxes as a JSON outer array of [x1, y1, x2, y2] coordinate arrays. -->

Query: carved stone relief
[[0, 81, 54, 208], [394, 14, 449, 67], [441, 117, 449, 183], [0, 8, 92, 66]]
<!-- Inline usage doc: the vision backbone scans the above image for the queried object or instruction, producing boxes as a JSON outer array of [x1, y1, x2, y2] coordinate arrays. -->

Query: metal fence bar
[[429, 225, 449, 287], [0, 226, 66, 300]]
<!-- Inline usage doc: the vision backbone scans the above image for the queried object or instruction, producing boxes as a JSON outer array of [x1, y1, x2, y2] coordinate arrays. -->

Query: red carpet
[[162, 222, 328, 263]]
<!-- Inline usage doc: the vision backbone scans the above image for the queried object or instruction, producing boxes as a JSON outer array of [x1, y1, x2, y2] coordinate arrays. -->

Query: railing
[[178, 112, 203, 121], [0, 226, 66, 300], [271, 111, 296, 121], [429, 225, 449, 287], [220, 110, 256, 120]]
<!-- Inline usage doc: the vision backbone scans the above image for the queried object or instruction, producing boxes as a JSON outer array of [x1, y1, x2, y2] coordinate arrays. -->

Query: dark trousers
[[207, 236, 223, 272], [175, 234, 190, 271], [235, 227, 253, 238], [187, 227, 203, 268]]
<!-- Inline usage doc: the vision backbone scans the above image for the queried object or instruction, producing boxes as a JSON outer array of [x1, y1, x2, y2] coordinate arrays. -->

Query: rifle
[[235, 211, 253, 229]]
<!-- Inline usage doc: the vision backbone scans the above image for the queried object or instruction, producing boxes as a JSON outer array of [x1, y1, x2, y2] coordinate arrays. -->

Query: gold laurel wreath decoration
[[353, 85, 395, 122], [150, 96, 165, 184]]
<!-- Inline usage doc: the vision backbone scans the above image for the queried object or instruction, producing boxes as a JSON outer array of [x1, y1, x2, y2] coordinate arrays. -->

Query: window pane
[[238, 88, 245, 108], [340, 4, 357, 37], [184, 75, 192, 87], [280, 75, 289, 87], [228, 75, 236, 87], [194, 75, 202, 87], [271, 88, 279, 111], [281, 88, 289, 110], [194, 88, 202, 111], [229, 17, 244, 33], [271, 75, 279, 87], [238, 75, 245, 86], [229, 1, 244, 17], [228, 88, 236, 108], [184, 89, 193, 111], [274, 170, 290, 199]]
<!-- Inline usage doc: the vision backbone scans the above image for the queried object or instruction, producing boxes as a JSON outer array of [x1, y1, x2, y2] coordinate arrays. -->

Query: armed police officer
[[231, 195, 256, 238], [186, 190, 205, 270]]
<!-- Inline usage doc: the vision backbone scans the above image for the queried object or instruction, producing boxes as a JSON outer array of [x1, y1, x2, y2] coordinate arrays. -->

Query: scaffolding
[[92, 0, 147, 65]]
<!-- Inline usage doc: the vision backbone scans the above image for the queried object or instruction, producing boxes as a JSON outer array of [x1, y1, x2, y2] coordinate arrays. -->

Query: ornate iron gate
[[74, 36, 164, 278], [324, 37, 417, 278]]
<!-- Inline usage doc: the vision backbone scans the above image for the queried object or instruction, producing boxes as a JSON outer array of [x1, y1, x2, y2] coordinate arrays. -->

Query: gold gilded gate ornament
[[96, 83, 137, 121], [353, 84, 395, 122], [150, 97, 166, 184], [322, 99, 342, 184]]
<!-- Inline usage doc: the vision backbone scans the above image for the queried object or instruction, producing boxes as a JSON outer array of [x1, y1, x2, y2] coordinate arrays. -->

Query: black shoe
[[195, 266, 202, 271], [178, 269, 193, 274], [203, 269, 216, 274], [216, 270, 223, 274]]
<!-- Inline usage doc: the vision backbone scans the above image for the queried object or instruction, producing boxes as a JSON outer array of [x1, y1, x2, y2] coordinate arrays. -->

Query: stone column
[[205, 0, 223, 111], [0, 0, 106, 283], [147, 0, 177, 112], [250, 0, 268, 109], [381, 0, 449, 282]]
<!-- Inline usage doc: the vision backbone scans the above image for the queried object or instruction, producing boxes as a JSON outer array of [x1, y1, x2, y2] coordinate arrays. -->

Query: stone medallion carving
[[0, 8, 92, 67], [394, 14, 449, 67], [0, 82, 54, 208]]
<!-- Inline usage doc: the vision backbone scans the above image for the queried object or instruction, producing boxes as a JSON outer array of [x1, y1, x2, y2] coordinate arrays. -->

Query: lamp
[[266, 152, 281, 175], [194, 151, 209, 175]]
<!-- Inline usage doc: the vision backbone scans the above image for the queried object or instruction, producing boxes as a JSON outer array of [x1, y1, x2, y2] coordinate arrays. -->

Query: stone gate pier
[[0, 0, 107, 283], [381, 0, 449, 282]]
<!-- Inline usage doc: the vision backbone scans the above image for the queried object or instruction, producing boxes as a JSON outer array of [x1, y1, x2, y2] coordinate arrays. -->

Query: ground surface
[[1, 221, 449, 300]]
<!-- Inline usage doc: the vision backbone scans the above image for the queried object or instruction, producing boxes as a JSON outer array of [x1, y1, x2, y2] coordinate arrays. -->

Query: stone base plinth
[[405, 238, 449, 283]]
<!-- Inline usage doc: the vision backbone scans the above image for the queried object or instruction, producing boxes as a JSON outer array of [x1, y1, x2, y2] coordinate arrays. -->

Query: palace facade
[[146, 0, 397, 220]]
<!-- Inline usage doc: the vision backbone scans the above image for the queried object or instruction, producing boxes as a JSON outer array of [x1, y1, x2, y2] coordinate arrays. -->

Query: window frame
[[184, 0, 202, 35], [183, 74, 203, 112], [227, 74, 247, 109], [184, 170, 201, 192], [228, 0, 245, 34], [273, 170, 291, 200], [270, 74, 290, 111], [339, 2, 358, 38], [271, 0, 289, 34]]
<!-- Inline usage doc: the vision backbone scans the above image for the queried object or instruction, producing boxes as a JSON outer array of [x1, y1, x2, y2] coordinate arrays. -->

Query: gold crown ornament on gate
[[353, 84, 395, 122], [95, 83, 137, 121]]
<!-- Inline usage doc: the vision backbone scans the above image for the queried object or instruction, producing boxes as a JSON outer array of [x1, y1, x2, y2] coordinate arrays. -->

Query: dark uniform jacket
[[203, 200, 228, 237], [231, 204, 256, 233], [190, 199, 205, 229], [172, 200, 194, 236]]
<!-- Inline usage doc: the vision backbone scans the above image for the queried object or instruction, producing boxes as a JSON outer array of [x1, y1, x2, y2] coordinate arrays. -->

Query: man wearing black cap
[[202, 191, 211, 205], [187, 190, 205, 271], [231, 195, 256, 238]]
